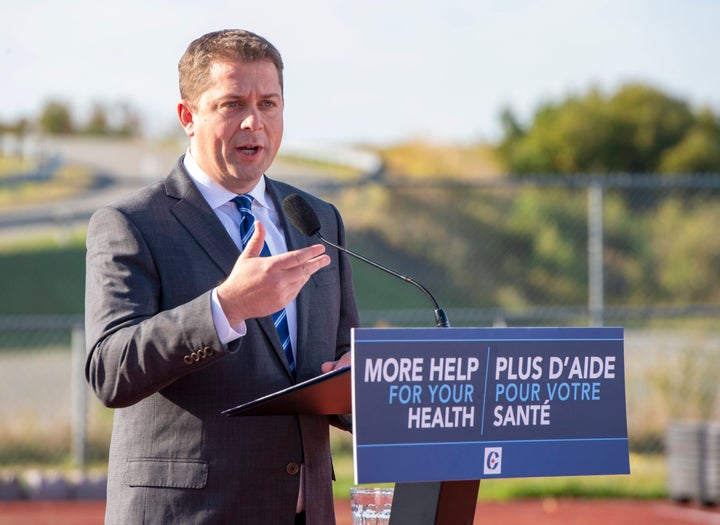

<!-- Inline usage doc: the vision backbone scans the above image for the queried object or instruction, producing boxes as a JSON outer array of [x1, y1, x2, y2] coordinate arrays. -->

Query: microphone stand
[[313, 231, 450, 328]]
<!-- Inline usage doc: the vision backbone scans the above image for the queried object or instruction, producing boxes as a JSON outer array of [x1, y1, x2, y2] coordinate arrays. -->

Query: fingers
[[239, 222, 328, 276], [287, 250, 331, 288], [321, 352, 351, 373], [276, 243, 330, 271]]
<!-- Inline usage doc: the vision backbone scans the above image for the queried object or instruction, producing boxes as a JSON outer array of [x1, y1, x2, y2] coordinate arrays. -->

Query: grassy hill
[[0, 238, 86, 316]]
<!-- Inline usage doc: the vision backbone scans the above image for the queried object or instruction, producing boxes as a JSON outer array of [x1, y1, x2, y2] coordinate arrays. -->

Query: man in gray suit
[[85, 29, 359, 524]]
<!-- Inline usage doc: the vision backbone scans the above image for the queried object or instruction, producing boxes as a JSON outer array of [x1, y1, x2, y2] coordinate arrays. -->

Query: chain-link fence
[[338, 174, 720, 454], [1, 174, 718, 494]]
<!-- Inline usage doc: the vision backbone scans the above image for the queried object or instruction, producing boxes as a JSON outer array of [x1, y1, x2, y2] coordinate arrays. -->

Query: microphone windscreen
[[282, 194, 322, 237]]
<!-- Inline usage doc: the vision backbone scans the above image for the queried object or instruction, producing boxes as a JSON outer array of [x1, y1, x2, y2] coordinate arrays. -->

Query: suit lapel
[[267, 180, 313, 252], [165, 160, 239, 276]]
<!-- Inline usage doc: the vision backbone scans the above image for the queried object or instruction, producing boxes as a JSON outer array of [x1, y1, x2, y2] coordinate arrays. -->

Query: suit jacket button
[[183, 355, 194, 365], [204, 346, 214, 357], [286, 463, 300, 475]]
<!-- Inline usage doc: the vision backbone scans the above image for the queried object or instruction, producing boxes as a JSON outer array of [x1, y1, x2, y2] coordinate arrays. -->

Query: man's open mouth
[[238, 145, 260, 155]]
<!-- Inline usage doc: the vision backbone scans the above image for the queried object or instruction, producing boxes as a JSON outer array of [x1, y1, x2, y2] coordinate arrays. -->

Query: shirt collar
[[182, 149, 273, 212]]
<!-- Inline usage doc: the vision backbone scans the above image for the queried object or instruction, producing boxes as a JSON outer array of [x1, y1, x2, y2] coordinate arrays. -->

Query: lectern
[[225, 326, 629, 525]]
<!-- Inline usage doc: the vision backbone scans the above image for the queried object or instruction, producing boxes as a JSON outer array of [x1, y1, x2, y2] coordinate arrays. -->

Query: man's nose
[[240, 110, 263, 131]]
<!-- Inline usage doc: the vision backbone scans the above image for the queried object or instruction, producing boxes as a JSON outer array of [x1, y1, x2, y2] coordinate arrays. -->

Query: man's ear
[[177, 101, 195, 137]]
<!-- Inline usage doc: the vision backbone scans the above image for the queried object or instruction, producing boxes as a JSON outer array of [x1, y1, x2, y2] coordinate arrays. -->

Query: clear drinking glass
[[350, 487, 394, 525]]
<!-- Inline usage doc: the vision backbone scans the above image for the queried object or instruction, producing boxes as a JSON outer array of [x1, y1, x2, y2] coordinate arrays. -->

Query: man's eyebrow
[[222, 91, 282, 99]]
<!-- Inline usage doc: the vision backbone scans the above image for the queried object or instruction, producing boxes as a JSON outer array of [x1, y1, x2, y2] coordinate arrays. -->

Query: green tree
[[499, 83, 717, 174], [659, 109, 720, 173], [38, 100, 74, 134], [85, 103, 111, 135], [83, 101, 142, 137], [606, 84, 695, 172], [115, 101, 142, 137]]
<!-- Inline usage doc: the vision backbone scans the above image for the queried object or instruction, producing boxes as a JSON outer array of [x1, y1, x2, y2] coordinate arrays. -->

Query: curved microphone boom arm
[[282, 194, 450, 328]]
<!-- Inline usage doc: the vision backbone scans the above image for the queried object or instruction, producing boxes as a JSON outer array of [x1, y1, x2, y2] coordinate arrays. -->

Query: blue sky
[[3, 0, 719, 146]]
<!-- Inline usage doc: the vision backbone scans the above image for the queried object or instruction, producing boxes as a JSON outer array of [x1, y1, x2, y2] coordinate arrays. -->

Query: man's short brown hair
[[178, 29, 284, 106]]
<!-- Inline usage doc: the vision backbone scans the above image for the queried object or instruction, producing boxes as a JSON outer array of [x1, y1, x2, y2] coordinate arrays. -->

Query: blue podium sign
[[351, 327, 629, 484]]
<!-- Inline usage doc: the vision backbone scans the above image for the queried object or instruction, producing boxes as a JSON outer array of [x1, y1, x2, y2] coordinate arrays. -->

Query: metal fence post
[[588, 182, 604, 326], [71, 324, 87, 469]]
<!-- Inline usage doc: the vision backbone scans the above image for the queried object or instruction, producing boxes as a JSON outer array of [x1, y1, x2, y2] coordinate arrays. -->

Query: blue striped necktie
[[232, 195, 295, 379]]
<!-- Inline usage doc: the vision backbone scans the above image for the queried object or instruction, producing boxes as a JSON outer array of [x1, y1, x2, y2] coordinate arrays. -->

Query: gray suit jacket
[[85, 158, 359, 524]]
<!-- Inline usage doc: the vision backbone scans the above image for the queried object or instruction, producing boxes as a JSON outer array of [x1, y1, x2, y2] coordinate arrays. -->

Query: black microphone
[[282, 193, 450, 328]]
